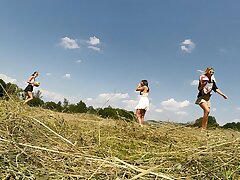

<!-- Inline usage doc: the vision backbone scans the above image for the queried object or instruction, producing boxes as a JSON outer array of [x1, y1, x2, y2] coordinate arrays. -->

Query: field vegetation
[[0, 99, 240, 179]]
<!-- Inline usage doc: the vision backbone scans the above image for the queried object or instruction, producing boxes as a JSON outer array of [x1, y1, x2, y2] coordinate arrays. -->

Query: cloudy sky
[[0, 1, 240, 125]]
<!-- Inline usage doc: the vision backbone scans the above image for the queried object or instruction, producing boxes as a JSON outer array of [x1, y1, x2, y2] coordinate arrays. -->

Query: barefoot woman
[[195, 67, 227, 129]]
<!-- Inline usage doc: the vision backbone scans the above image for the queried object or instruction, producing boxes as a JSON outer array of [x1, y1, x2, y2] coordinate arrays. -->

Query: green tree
[[68, 100, 87, 113], [68, 104, 76, 113], [96, 105, 135, 121], [116, 108, 135, 122], [6, 82, 18, 95], [28, 90, 44, 107], [0, 80, 25, 100], [34, 90, 43, 99], [76, 100, 87, 113], [194, 116, 219, 128], [43, 101, 59, 110], [223, 122, 240, 131], [2, 82, 19, 100], [98, 106, 118, 119], [62, 98, 69, 112], [56, 101, 63, 112], [87, 106, 97, 114]]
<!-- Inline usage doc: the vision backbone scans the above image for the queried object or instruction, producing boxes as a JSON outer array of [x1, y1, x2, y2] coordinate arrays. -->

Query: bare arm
[[198, 81, 207, 91], [136, 83, 144, 91], [136, 83, 149, 93], [216, 89, 228, 99]]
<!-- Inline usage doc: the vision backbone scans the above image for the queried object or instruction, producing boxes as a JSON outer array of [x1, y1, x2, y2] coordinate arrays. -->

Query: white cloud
[[75, 60, 82, 63], [88, 46, 101, 52], [161, 98, 190, 111], [87, 36, 100, 45], [0, 74, 17, 83], [175, 111, 188, 116], [122, 99, 138, 110], [181, 46, 189, 52], [41, 89, 66, 102], [85, 92, 133, 109], [232, 119, 240, 122], [60, 37, 79, 49], [236, 107, 240, 111], [98, 93, 129, 101], [197, 70, 205, 74], [155, 108, 163, 113], [212, 108, 217, 112], [181, 39, 195, 53], [86, 36, 102, 52], [46, 73, 52, 76], [191, 80, 199, 86], [40, 89, 78, 103], [63, 74, 71, 80]]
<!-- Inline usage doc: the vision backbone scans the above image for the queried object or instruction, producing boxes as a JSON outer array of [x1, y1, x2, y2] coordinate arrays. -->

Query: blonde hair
[[204, 67, 214, 75]]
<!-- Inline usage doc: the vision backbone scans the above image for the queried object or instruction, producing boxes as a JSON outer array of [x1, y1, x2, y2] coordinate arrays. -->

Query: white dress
[[135, 92, 149, 111]]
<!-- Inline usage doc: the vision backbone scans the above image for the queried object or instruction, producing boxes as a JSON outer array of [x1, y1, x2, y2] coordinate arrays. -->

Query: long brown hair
[[140, 80, 149, 94]]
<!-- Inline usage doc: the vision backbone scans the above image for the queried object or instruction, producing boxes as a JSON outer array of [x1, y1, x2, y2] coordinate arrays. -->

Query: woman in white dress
[[135, 80, 150, 127]]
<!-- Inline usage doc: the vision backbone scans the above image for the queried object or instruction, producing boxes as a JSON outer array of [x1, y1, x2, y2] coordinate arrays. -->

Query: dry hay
[[0, 100, 240, 179]]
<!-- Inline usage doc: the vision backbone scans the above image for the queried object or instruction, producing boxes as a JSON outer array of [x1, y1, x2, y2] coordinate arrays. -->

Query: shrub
[[194, 116, 219, 128]]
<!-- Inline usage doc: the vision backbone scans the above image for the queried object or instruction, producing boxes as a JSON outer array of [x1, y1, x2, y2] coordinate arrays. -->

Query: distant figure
[[24, 71, 39, 104], [135, 80, 150, 127], [195, 67, 228, 129]]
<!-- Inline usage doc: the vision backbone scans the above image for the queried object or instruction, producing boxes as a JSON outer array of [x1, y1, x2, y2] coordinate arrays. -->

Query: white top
[[140, 92, 149, 97], [29, 76, 35, 86]]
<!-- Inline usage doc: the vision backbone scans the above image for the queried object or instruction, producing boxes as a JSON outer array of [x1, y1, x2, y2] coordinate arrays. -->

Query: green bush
[[223, 122, 240, 131], [194, 116, 219, 128]]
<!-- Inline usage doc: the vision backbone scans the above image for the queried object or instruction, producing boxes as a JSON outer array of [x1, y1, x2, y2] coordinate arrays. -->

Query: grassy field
[[0, 100, 240, 179]]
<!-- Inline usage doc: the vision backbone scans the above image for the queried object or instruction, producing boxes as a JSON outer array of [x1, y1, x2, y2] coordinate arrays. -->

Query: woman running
[[195, 67, 228, 129], [24, 71, 39, 104]]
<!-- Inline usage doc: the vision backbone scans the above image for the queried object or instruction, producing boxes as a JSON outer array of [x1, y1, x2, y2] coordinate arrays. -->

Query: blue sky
[[0, 1, 239, 125]]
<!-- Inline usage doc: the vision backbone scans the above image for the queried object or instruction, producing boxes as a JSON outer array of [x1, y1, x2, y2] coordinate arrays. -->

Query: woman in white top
[[24, 71, 39, 104], [135, 80, 150, 127]]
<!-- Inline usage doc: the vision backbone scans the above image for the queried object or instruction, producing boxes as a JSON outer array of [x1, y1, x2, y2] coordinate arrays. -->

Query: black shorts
[[24, 85, 33, 92]]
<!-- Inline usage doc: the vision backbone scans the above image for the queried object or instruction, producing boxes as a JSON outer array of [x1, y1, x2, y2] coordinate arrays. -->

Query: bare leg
[[24, 91, 29, 100], [199, 102, 210, 129], [24, 91, 33, 104], [135, 109, 142, 126], [140, 109, 146, 127]]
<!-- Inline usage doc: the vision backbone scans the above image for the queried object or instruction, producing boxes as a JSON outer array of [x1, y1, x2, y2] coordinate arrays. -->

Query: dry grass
[[0, 100, 240, 179]]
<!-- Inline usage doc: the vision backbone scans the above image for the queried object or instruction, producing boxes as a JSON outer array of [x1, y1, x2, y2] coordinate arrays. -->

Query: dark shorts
[[24, 85, 33, 92], [195, 94, 211, 108]]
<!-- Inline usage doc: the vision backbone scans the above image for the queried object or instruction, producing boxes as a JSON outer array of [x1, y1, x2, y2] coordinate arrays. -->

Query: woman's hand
[[222, 94, 228, 99], [198, 81, 207, 91], [216, 89, 228, 99], [136, 83, 144, 91]]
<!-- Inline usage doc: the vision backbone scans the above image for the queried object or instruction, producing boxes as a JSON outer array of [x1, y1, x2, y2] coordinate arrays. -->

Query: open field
[[0, 100, 240, 179]]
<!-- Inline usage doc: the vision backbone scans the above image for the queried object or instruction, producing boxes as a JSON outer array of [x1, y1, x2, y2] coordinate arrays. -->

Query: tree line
[[0, 79, 135, 121], [0, 79, 239, 131]]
